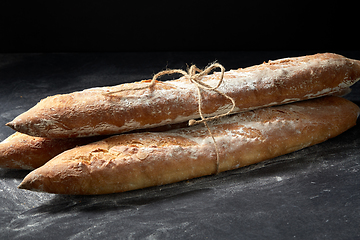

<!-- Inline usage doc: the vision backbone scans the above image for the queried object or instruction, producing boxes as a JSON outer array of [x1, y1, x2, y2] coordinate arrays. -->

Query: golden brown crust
[[0, 123, 188, 170], [7, 53, 360, 138], [18, 96, 360, 194], [0, 133, 105, 170]]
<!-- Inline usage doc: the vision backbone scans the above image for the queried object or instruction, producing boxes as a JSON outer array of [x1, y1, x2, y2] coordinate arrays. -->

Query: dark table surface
[[1, 51, 359, 240]]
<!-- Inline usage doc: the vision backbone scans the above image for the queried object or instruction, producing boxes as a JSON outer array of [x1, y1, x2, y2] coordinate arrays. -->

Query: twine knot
[[105, 62, 236, 174]]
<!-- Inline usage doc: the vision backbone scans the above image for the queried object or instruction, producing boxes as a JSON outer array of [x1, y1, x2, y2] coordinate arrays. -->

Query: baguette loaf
[[7, 53, 360, 138], [18, 96, 360, 195], [0, 132, 105, 170]]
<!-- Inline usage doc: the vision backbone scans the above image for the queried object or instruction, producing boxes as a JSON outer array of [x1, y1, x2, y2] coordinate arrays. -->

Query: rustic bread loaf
[[7, 53, 360, 138], [18, 96, 360, 195]]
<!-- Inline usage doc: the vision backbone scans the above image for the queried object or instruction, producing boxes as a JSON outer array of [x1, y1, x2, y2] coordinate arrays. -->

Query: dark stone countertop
[[1, 51, 359, 239]]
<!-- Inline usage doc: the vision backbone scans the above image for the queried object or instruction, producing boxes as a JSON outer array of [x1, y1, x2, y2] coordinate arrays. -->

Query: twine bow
[[105, 63, 236, 174]]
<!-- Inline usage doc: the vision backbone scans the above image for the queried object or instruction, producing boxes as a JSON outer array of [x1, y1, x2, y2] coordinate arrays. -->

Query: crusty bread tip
[[0, 133, 105, 170]]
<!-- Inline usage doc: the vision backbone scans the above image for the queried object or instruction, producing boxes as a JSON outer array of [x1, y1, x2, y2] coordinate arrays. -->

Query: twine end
[[188, 119, 197, 126]]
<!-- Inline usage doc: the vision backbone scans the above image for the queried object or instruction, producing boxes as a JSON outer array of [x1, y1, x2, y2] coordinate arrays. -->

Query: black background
[[1, 1, 359, 53]]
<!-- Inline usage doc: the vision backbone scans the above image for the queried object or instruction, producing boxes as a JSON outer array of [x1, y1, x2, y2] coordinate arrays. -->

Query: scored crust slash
[[1, 53, 360, 195]]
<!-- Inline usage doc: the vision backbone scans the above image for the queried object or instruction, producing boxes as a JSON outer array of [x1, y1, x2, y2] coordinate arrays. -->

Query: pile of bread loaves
[[1, 53, 360, 195]]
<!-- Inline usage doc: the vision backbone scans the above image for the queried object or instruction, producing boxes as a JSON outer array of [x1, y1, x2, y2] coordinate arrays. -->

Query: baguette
[[7, 53, 360, 138], [0, 132, 105, 170], [18, 96, 360, 195]]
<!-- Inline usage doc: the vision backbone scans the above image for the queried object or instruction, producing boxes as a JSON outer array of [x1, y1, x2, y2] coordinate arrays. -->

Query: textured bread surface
[[0, 133, 105, 170], [7, 53, 360, 138], [18, 96, 360, 195], [0, 123, 187, 170]]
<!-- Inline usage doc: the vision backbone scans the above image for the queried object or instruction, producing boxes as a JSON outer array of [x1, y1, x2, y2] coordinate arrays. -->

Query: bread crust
[[18, 96, 360, 195], [0, 123, 188, 170], [0, 133, 105, 170], [7, 53, 360, 138]]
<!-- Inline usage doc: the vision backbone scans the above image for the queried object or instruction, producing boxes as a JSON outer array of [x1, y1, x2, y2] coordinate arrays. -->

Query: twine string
[[105, 63, 236, 174]]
